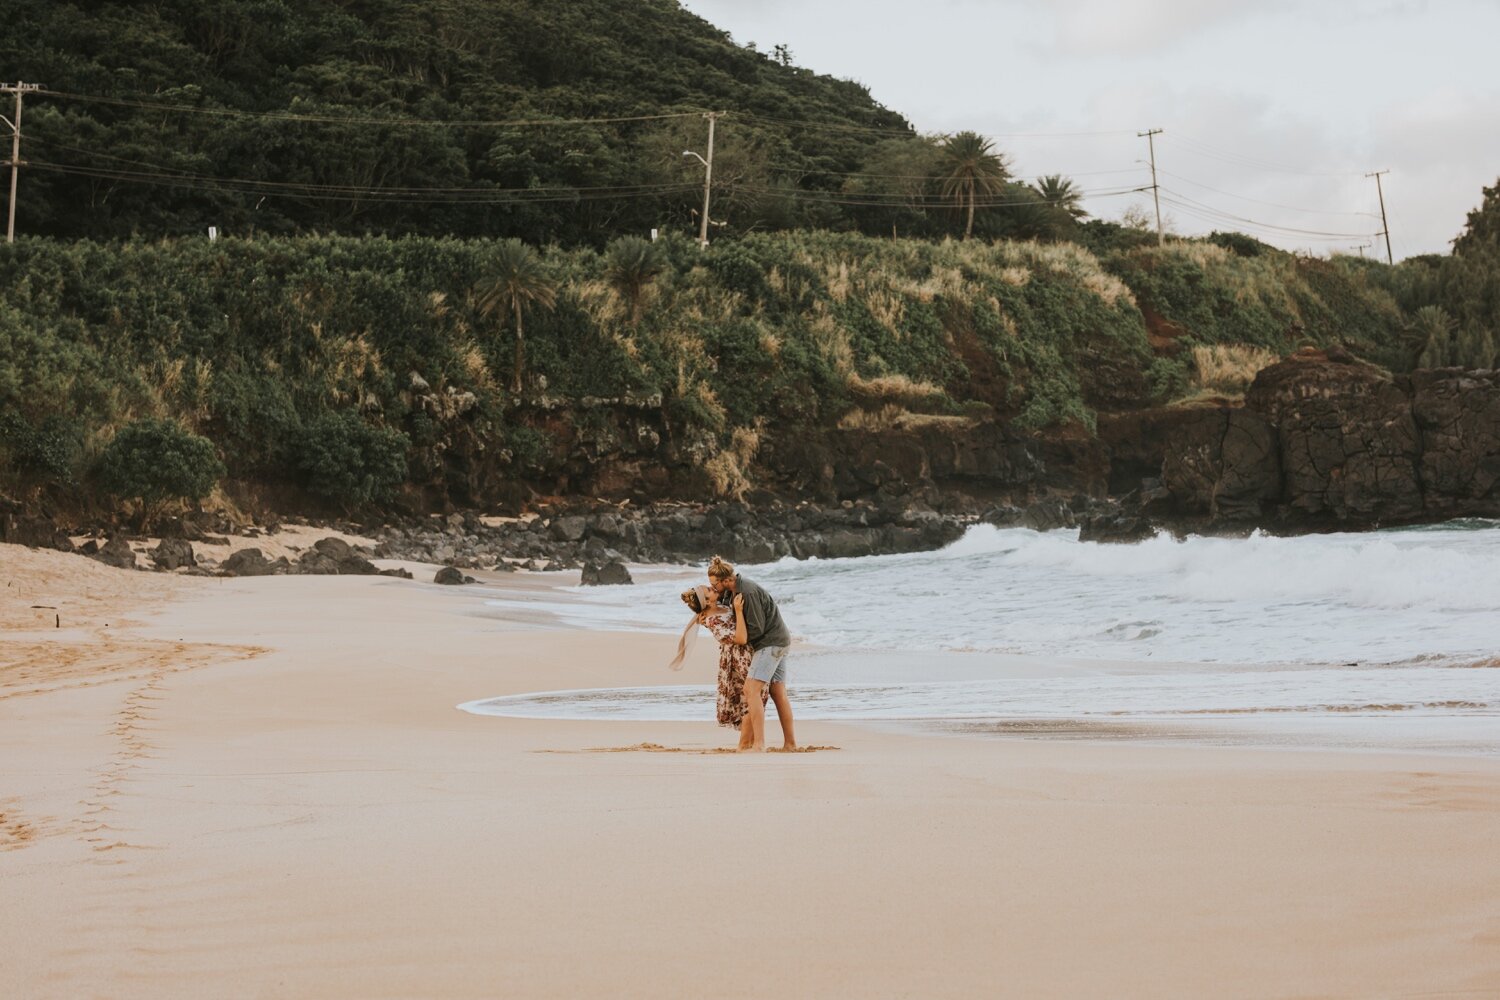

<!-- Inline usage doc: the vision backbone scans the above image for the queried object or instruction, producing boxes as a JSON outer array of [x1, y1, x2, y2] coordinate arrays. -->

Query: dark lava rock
[[1409, 367, 1500, 516], [379, 567, 414, 579], [150, 538, 196, 571], [312, 537, 354, 561], [549, 516, 588, 542], [1245, 351, 1421, 522], [93, 536, 138, 570], [581, 560, 633, 586], [1077, 509, 1156, 544], [434, 566, 468, 585], [336, 555, 380, 575], [221, 548, 287, 577], [1020, 499, 1075, 532], [296, 551, 340, 575], [1162, 408, 1280, 521]]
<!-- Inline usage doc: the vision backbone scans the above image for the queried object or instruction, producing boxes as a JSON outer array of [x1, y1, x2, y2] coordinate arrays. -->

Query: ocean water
[[461, 521, 1500, 754]]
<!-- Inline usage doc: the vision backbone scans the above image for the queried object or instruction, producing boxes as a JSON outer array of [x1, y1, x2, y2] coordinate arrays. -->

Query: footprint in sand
[[536, 742, 841, 755]]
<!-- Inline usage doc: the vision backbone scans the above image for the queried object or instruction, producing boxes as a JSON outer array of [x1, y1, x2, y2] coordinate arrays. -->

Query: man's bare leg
[[737, 711, 754, 750], [768, 681, 796, 750], [740, 678, 767, 752]]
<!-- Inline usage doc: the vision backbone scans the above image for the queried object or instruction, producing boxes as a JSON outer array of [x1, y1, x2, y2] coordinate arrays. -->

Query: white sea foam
[[471, 521, 1500, 751], [490, 520, 1500, 667]]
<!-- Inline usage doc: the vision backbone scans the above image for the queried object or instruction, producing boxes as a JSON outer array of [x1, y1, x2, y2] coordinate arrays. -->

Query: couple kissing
[[671, 556, 795, 752]]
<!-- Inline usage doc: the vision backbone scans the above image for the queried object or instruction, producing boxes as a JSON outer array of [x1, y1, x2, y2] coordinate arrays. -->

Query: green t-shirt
[[735, 574, 791, 651]]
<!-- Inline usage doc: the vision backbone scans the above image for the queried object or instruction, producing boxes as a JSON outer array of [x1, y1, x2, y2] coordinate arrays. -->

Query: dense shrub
[[0, 231, 1420, 511], [0, 410, 80, 483], [293, 412, 410, 509], [94, 419, 224, 514]]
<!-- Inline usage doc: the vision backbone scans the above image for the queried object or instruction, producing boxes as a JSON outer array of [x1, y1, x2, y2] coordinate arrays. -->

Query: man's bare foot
[[738, 745, 765, 753], [782, 743, 798, 751]]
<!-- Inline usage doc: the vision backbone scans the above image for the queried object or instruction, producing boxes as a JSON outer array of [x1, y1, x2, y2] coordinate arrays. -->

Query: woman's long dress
[[703, 607, 769, 728]]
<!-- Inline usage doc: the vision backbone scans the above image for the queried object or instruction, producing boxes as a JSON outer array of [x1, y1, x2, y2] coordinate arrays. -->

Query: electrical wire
[[734, 183, 1147, 209], [727, 110, 1137, 140], [1156, 169, 1377, 219], [36, 89, 706, 128], [28, 161, 701, 204], [1157, 190, 1378, 240]]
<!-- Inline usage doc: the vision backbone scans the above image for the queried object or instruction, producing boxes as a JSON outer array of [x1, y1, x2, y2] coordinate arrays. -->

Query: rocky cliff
[[1138, 351, 1500, 530]]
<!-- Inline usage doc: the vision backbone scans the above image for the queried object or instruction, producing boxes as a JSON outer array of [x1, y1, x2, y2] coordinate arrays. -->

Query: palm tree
[[477, 239, 557, 395], [604, 236, 667, 326], [939, 131, 1010, 239], [1032, 174, 1088, 219]]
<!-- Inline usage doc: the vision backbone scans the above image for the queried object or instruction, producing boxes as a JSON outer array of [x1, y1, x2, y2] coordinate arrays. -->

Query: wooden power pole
[[1366, 170, 1393, 264], [2, 81, 41, 244], [1138, 127, 1164, 246], [698, 112, 718, 249]]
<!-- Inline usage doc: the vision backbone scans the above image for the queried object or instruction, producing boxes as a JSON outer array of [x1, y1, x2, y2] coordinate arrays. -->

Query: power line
[[36, 89, 705, 128], [1156, 168, 1377, 219], [29, 161, 702, 204], [737, 183, 1146, 209], [726, 111, 1138, 141], [1158, 190, 1378, 240]]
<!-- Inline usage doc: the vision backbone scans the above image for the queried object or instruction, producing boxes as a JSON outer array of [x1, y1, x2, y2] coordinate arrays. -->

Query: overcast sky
[[680, 0, 1500, 259]]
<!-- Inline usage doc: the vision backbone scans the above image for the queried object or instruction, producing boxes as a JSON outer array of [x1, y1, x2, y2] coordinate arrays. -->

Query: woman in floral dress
[[680, 584, 768, 738]]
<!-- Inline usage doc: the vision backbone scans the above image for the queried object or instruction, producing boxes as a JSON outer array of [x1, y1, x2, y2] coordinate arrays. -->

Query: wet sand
[[2, 542, 1498, 998]]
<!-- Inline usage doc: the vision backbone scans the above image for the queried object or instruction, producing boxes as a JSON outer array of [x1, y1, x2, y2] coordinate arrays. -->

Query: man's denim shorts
[[748, 645, 790, 684]]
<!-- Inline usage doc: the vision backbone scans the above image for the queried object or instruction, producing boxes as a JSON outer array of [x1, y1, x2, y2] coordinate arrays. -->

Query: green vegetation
[[4, 1, 1110, 247], [0, 0, 1494, 520], [95, 418, 225, 523], [476, 239, 558, 393], [0, 229, 1418, 511], [293, 411, 409, 510], [1363, 180, 1500, 371], [2, 0, 921, 244]]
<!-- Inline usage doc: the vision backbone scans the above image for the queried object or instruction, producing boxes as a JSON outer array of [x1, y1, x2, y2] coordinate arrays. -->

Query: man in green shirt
[[708, 555, 795, 752]]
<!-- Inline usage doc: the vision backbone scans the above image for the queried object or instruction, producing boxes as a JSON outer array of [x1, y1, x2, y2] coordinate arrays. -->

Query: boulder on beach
[[93, 536, 139, 570], [221, 548, 288, 577], [151, 538, 196, 571], [581, 560, 632, 586], [434, 566, 468, 585]]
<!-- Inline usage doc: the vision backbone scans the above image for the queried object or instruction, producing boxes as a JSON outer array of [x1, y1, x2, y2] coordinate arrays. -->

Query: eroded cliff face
[[429, 351, 1498, 532], [6, 352, 1496, 550], [1140, 352, 1500, 528]]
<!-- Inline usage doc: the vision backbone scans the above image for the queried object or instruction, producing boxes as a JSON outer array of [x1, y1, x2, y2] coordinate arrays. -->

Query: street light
[[682, 112, 717, 248]]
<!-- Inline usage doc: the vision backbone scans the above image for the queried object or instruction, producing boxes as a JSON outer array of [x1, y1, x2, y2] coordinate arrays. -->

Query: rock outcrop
[[1144, 353, 1500, 529], [581, 560, 633, 586]]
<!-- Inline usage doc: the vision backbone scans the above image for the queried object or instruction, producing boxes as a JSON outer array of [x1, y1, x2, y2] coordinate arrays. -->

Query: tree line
[[4, 0, 1095, 245]]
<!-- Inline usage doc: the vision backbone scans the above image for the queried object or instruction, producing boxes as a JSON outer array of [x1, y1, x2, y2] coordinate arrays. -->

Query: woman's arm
[[732, 594, 748, 645]]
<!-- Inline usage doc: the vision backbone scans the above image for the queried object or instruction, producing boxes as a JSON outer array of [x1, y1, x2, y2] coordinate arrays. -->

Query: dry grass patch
[[846, 372, 943, 406], [1191, 343, 1280, 395], [702, 425, 761, 499], [838, 405, 971, 432]]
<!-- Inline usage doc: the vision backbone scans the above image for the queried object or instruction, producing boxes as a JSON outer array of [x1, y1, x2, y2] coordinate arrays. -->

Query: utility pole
[[1137, 128, 1164, 246], [1366, 169, 1392, 264], [683, 112, 719, 248], [2, 82, 41, 244]]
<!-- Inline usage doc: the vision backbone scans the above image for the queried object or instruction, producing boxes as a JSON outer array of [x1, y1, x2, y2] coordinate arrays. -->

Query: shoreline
[[3, 542, 1500, 997]]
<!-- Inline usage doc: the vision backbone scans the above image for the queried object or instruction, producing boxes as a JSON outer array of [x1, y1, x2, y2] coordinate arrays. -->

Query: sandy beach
[[2, 542, 1499, 999]]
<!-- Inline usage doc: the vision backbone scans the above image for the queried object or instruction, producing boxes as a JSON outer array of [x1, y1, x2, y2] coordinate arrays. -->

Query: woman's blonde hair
[[707, 555, 735, 580]]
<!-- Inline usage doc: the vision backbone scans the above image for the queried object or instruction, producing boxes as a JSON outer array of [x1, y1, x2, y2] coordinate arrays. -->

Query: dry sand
[[2, 541, 1498, 999]]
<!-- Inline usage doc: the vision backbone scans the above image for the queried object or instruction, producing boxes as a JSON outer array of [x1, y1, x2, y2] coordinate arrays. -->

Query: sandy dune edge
[[2, 543, 1498, 999]]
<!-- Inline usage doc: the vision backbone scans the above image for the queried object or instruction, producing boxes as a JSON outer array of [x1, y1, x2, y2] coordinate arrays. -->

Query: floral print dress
[[703, 606, 769, 728]]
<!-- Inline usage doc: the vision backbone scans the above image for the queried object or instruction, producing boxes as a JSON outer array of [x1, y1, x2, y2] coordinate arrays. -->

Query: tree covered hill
[[2, 0, 914, 242]]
